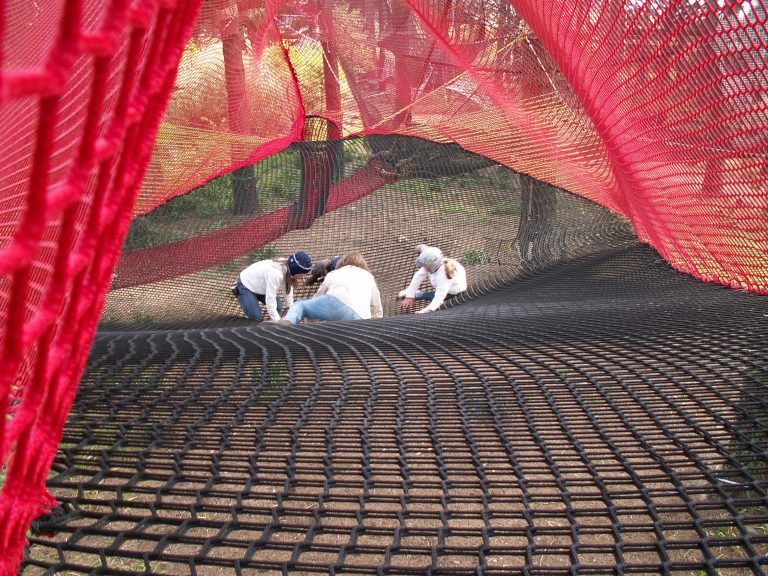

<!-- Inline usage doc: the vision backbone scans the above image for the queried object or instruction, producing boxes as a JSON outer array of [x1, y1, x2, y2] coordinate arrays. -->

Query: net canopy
[[135, 0, 768, 293], [2, 0, 768, 575]]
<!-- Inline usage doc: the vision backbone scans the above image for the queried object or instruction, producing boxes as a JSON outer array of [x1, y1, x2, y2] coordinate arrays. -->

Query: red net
[[0, 0, 200, 572], [2, 0, 768, 573], [129, 0, 768, 292]]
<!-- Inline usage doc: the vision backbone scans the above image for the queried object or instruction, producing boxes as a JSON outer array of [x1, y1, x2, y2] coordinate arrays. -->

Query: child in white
[[398, 245, 467, 314], [236, 251, 312, 321], [283, 252, 383, 324]]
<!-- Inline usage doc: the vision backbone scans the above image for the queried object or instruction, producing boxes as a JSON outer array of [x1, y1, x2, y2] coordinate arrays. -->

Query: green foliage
[[268, 361, 288, 385], [259, 151, 301, 202], [246, 361, 289, 403], [99, 313, 119, 325], [263, 167, 300, 200], [123, 162, 300, 254], [342, 139, 371, 173], [124, 176, 234, 251], [489, 165, 518, 190], [248, 245, 279, 262], [413, 179, 441, 200], [128, 312, 156, 326], [103, 557, 151, 573], [491, 203, 521, 217], [98, 312, 158, 328], [463, 249, 492, 265], [705, 524, 738, 539], [156, 174, 234, 218], [439, 202, 467, 214], [123, 218, 152, 252], [123, 217, 188, 251]]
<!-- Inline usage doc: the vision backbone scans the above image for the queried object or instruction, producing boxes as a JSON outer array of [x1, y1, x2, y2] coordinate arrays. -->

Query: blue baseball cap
[[287, 251, 312, 276]]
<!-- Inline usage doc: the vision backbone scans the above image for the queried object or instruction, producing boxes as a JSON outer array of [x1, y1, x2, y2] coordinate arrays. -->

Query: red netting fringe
[[0, 1, 200, 573]]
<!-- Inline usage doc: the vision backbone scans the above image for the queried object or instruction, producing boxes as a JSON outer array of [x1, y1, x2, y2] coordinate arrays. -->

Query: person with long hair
[[398, 244, 467, 314], [279, 251, 383, 324], [234, 251, 312, 321]]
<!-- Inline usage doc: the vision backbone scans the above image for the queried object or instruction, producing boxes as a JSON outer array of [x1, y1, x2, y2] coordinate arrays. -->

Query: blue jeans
[[237, 279, 282, 321], [284, 294, 361, 324], [415, 291, 457, 309]]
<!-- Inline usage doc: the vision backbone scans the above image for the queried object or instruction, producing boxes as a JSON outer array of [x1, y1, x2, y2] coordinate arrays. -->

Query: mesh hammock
[[2, 1, 768, 574]]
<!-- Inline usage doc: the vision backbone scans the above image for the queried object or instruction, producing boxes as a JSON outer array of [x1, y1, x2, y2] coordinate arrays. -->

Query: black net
[[100, 135, 633, 329], [21, 137, 768, 575]]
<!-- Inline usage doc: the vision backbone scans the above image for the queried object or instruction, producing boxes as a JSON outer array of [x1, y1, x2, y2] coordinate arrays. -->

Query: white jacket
[[404, 259, 467, 311], [239, 260, 294, 321], [315, 265, 383, 320]]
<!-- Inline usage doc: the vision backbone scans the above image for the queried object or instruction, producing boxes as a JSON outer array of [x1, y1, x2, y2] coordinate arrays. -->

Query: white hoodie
[[403, 259, 467, 312], [315, 265, 383, 319], [239, 260, 294, 321]]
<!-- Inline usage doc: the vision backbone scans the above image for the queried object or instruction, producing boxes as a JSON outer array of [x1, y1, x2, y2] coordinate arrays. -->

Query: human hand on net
[[415, 307, 431, 314], [399, 297, 414, 310]]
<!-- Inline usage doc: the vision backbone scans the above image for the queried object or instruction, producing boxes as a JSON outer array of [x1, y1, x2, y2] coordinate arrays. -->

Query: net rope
[[22, 242, 768, 575], [2, 1, 768, 574], [0, 0, 200, 571], [134, 0, 768, 294]]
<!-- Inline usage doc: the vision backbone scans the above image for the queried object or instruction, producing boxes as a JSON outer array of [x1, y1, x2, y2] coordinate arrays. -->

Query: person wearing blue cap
[[398, 244, 467, 314], [279, 251, 383, 324], [233, 251, 312, 321], [305, 255, 342, 286]]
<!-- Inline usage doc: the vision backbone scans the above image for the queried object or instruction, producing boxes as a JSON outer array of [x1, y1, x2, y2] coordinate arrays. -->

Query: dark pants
[[236, 279, 282, 321]]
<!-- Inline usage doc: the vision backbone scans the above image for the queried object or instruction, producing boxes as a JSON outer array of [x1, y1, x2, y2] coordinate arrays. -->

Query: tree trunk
[[231, 164, 258, 215], [289, 33, 344, 230], [518, 173, 559, 266], [390, 2, 415, 129], [223, 26, 259, 215], [292, 141, 343, 229], [322, 36, 344, 182], [322, 39, 343, 141]]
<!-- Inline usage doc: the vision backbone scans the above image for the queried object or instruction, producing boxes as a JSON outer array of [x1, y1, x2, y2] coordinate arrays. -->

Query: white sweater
[[315, 265, 383, 320], [404, 259, 467, 311], [239, 260, 294, 321]]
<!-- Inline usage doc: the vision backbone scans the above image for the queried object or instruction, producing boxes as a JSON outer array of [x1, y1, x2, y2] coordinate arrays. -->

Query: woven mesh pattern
[[23, 243, 768, 575], [3, 1, 768, 575], [103, 135, 635, 329], [142, 0, 768, 293]]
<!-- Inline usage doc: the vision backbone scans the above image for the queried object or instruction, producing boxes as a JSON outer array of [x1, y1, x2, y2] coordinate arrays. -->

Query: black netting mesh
[[21, 137, 768, 575], [101, 135, 634, 329]]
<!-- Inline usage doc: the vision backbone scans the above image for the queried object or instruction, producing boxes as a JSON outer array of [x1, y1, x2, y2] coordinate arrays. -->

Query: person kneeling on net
[[233, 251, 312, 321], [398, 244, 467, 314], [279, 251, 383, 324]]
